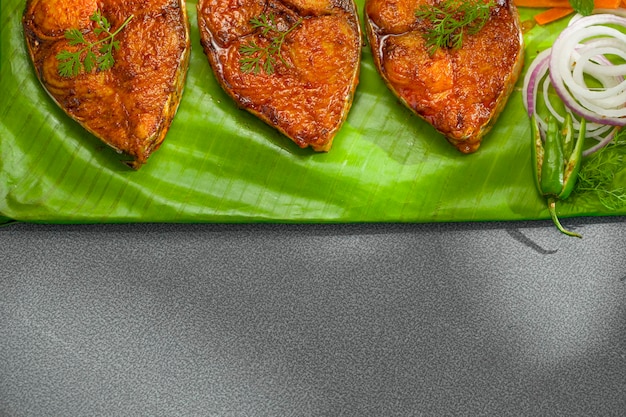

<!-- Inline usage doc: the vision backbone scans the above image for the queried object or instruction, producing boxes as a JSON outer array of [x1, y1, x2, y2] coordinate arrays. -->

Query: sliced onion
[[549, 14, 626, 125], [522, 13, 626, 155], [522, 47, 610, 139], [582, 126, 620, 156], [522, 48, 550, 117]]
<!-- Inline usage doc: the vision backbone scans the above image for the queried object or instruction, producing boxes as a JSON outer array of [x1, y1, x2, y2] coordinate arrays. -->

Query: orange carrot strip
[[515, 0, 620, 7], [595, 0, 622, 8], [534, 7, 574, 24], [514, 0, 576, 7]]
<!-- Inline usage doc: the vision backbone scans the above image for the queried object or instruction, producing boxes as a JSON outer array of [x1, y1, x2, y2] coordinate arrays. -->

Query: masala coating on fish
[[197, 0, 362, 152], [22, 0, 190, 168], [365, 0, 524, 153]]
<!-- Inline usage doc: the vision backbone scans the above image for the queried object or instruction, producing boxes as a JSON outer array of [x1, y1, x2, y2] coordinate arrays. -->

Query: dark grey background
[[1, 218, 625, 416]]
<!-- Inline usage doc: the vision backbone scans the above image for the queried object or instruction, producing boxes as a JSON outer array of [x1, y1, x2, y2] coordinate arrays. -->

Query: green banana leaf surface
[[1, 0, 625, 224]]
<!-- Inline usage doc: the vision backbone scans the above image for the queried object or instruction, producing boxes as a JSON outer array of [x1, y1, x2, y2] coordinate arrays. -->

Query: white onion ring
[[549, 14, 626, 125], [522, 13, 626, 155], [522, 47, 608, 138]]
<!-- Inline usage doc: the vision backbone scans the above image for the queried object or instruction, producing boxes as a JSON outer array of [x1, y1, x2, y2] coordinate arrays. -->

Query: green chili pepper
[[531, 113, 586, 238], [540, 116, 565, 196]]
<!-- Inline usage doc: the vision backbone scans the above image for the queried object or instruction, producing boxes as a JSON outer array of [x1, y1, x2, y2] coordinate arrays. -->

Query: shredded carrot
[[594, 0, 622, 8], [514, 0, 571, 6], [514, 0, 624, 25], [533, 7, 574, 24], [514, 0, 620, 7]]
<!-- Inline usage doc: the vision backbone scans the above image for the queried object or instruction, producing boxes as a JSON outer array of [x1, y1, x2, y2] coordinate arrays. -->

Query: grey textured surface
[[1, 219, 626, 416]]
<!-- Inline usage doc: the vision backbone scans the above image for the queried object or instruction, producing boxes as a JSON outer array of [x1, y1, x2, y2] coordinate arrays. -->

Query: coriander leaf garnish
[[56, 10, 134, 78], [239, 13, 302, 75], [415, 0, 495, 56]]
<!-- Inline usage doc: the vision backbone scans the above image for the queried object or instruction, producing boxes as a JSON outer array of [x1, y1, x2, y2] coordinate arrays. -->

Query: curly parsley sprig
[[415, 0, 495, 56], [56, 10, 134, 78], [239, 13, 302, 75]]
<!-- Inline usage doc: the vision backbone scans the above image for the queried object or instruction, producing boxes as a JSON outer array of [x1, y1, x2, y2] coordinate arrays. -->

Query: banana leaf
[[1, 0, 625, 224]]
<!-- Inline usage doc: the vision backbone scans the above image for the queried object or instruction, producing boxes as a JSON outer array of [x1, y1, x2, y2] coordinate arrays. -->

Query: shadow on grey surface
[[0, 213, 623, 233], [1, 216, 625, 416]]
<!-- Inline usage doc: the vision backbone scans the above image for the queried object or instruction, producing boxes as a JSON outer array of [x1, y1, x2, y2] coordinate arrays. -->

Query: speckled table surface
[[1, 219, 625, 416]]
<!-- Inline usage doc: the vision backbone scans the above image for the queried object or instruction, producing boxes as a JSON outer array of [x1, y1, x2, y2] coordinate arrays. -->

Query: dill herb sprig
[[56, 10, 134, 78], [239, 13, 302, 75], [575, 132, 626, 211], [415, 0, 495, 56]]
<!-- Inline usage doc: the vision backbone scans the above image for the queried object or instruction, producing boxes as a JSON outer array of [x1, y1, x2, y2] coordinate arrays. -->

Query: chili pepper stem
[[547, 197, 582, 238]]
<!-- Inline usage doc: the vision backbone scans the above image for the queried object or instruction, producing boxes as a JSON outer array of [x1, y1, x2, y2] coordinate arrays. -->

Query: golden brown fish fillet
[[365, 0, 524, 153], [22, 0, 190, 169], [197, 0, 361, 151]]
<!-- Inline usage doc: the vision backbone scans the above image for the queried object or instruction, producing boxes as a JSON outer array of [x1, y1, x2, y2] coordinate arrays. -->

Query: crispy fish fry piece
[[197, 0, 362, 151], [365, 0, 524, 153], [23, 0, 191, 168]]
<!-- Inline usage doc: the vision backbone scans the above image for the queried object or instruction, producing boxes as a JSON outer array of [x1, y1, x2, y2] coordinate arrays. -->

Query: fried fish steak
[[197, 0, 362, 152], [365, 0, 524, 153], [22, 0, 191, 169]]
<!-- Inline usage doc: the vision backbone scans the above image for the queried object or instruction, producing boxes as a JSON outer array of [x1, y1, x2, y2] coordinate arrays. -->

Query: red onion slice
[[521, 13, 626, 155]]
